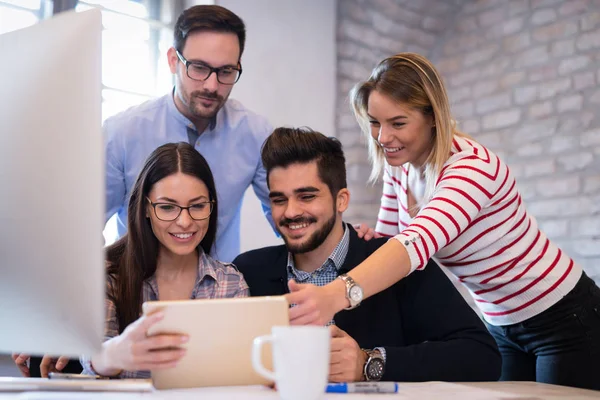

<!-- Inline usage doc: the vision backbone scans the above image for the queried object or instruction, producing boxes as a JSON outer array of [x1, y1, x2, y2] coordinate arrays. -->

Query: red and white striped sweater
[[376, 136, 582, 326]]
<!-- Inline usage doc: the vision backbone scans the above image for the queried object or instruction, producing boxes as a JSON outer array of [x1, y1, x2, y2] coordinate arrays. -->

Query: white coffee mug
[[252, 326, 330, 400]]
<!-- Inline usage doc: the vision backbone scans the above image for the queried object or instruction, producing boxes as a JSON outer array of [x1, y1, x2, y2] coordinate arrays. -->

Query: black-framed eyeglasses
[[147, 197, 214, 221], [175, 50, 242, 85]]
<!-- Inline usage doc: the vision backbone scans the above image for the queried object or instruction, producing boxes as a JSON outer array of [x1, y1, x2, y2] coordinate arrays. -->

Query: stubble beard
[[281, 207, 337, 255], [187, 90, 226, 120]]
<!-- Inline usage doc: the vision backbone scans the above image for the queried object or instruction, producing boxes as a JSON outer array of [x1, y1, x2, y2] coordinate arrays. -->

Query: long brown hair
[[350, 53, 470, 202], [105, 142, 218, 333]]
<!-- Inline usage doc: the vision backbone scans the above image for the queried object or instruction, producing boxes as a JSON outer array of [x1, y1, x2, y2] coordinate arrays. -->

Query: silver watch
[[338, 274, 363, 310], [363, 349, 385, 381]]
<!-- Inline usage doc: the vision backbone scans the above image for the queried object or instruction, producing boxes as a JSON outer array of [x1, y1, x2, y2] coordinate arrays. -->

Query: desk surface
[[1, 382, 598, 399]]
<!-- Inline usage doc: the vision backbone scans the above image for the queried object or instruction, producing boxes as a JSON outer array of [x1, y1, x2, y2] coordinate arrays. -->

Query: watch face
[[349, 285, 363, 302], [367, 359, 384, 380]]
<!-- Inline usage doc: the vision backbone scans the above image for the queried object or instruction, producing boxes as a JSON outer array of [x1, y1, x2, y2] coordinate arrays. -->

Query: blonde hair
[[350, 53, 469, 203]]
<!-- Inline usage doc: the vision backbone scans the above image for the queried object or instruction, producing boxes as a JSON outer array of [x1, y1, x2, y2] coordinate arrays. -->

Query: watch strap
[[338, 274, 360, 310], [363, 348, 385, 381]]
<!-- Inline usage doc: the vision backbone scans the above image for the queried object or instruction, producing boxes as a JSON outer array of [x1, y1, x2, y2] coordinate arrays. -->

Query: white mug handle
[[252, 334, 276, 382]]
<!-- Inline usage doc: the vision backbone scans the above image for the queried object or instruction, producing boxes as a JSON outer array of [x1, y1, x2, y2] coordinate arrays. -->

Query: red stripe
[[490, 179, 515, 207], [483, 258, 573, 316], [478, 227, 540, 284], [427, 206, 461, 234], [381, 206, 399, 212], [474, 237, 548, 295], [410, 223, 437, 256], [462, 226, 538, 281], [377, 219, 397, 226], [384, 180, 393, 186], [449, 162, 500, 185], [444, 186, 482, 211], [400, 202, 409, 214], [479, 247, 562, 306], [390, 175, 407, 193], [414, 240, 425, 269], [439, 174, 495, 199], [463, 137, 475, 147], [376, 231, 394, 237], [453, 138, 462, 152], [458, 259, 512, 277], [415, 215, 450, 245], [444, 197, 523, 261], [402, 229, 428, 267], [383, 193, 397, 200], [457, 143, 491, 164], [399, 220, 409, 227], [454, 152, 492, 167], [431, 197, 472, 224], [448, 191, 519, 248], [471, 145, 490, 163], [437, 164, 451, 186], [402, 229, 420, 237], [436, 147, 499, 188], [443, 212, 530, 267], [450, 215, 531, 272]]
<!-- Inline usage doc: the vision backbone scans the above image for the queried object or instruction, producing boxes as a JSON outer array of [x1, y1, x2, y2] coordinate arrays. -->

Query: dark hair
[[106, 142, 218, 333], [261, 127, 347, 196], [174, 5, 246, 59]]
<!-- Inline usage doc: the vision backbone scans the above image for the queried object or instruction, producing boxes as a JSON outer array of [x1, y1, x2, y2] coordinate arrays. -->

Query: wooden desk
[[0, 382, 598, 399]]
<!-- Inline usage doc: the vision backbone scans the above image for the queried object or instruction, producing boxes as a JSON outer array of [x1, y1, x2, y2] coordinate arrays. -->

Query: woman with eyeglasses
[[89, 142, 249, 378], [13, 142, 248, 379]]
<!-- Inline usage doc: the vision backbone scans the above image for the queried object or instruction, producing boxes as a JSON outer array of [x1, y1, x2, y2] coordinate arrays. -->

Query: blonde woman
[[285, 53, 600, 389]]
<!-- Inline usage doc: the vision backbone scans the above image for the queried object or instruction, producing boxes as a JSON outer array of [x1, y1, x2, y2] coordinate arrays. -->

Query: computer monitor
[[0, 9, 104, 358]]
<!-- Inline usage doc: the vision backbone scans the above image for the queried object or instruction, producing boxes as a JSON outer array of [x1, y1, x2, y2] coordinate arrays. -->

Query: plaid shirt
[[81, 250, 249, 379], [287, 223, 350, 326]]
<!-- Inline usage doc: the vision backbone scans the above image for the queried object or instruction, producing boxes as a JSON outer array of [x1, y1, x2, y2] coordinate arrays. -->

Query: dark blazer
[[234, 225, 501, 382]]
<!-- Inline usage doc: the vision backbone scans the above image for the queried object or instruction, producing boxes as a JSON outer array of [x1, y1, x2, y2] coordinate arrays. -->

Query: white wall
[[215, 0, 337, 252]]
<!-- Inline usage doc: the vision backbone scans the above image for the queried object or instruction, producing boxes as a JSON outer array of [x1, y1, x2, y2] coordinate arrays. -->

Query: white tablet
[[142, 296, 289, 390]]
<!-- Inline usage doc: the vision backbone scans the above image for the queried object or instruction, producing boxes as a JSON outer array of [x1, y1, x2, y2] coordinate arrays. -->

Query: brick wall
[[337, 0, 600, 282]]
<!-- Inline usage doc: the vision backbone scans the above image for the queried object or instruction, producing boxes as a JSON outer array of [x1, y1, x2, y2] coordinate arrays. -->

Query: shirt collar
[[146, 248, 218, 299], [286, 222, 350, 277], [167, 87, 219, 132]]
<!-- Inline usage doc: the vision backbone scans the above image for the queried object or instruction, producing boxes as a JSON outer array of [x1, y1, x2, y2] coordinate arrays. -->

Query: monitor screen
[[0, 9, 104, 358]]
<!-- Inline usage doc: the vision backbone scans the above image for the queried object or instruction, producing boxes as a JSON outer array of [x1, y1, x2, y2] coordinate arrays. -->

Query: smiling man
[[104, 5, 275, 263], [234, 127, 501, 383]]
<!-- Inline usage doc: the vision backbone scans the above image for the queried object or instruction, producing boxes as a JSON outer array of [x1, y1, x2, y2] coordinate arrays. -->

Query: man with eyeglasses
[[104, 4, 276, 263], [19, 5, 272, 380]]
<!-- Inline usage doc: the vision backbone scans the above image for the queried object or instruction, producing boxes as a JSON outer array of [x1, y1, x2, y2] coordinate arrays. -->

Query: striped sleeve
[[375, 168, 400, 237], [394, 150, 503, 273]]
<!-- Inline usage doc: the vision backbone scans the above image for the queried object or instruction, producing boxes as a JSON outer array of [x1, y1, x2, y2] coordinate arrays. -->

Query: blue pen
[[326, 382, 398, 393]]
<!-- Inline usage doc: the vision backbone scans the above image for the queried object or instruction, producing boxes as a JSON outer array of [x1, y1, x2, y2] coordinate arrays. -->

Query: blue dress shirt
[[104, 91, 276, 262]]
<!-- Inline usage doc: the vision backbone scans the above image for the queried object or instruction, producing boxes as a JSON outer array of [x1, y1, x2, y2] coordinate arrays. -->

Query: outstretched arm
[[286, 239, 411, 325], [286, 156, 502, 325]]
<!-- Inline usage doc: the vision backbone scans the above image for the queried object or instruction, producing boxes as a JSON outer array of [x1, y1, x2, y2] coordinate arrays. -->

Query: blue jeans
[[486, 272, 600, 390]]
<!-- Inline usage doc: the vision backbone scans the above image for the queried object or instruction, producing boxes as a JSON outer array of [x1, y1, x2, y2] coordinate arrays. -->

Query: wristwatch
[[363, 348, 385, 381], [337, 274, 363, 310]]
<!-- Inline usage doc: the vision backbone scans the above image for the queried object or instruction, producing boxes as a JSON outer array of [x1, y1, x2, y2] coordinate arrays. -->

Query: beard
[[279, 207, 337, 255], [187, 90, 226, 120]]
